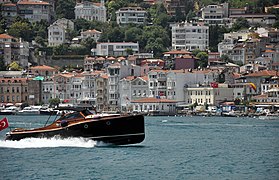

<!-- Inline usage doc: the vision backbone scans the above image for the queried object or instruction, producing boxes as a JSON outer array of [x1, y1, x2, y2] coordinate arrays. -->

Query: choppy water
[[0, 115, 278, 179]]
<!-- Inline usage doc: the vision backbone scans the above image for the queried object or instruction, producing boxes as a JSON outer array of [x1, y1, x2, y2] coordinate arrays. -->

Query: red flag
[[210, 82, 218, 88], [0, 117, 9, 131]]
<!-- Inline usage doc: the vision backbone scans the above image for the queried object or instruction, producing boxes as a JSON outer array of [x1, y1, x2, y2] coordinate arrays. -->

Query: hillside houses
[[0, 1, 279, 113]]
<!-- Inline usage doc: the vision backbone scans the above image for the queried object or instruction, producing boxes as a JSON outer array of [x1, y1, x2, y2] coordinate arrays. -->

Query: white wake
[[0, 137, 97, 148]]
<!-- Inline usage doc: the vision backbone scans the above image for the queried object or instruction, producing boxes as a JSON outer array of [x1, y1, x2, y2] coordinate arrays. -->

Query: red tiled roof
[[2, 3, 16, 6], [140, 76, 148, 81], [30, 65, 57, 71], [0, 34, 14, 39], [132, 97, 177, 103], [0, 78, 28, 83], [245, 70, 277, 77], [83, 29, 101, 34], [17, 0, 50, 5]]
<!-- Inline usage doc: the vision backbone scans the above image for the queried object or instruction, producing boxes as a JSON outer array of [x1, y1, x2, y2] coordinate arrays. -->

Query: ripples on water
[[0, 115, 279, 179]]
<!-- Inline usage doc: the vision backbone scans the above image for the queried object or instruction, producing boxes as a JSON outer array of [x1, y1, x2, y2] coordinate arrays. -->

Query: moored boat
[[17, 106, 42, 115], [0, 106, 19, 115], [5, 107, 145, 145]]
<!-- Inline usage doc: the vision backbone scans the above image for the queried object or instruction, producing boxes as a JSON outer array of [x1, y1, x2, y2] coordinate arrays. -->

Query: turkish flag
[[0, 117, 9, 131]]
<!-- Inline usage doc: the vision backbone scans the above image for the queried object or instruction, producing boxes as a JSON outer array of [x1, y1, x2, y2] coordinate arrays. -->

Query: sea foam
[[0, 137, 97, 148]]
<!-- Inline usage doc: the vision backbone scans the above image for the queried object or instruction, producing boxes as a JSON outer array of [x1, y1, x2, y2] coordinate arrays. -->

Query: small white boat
[[17, 106, 42, 115], [0, 106, 19, 115]]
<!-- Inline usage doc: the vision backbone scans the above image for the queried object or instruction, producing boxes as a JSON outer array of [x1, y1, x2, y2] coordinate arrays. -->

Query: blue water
[[0, 115, 279, 179]]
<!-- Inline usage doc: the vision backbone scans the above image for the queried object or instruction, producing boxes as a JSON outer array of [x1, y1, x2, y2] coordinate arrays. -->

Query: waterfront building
[[107, 62, 141, 111], [41, 77, 54, 104], [119, 76, 149, 111], [75, 0, 106, 22], [92, 42, 139, 56], [48, 18, 74, 46], [0, 78, 28, 104], [171, 22, 209, 51], [95, 73, 108, 112], [0, 34, 29, 68], [184, 83, 234, 106], [17, 0, 52, 23], [116, 7, 147, 25], [131, 97, 177, 115]]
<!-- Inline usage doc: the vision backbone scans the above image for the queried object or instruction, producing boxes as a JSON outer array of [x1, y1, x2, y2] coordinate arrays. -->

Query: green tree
[[53, 44, 69, 55], [125, 48, 133, 55], [196, 52, 208, 68], [49, 98, 60, 107], [124, 27, 143, 42], [231, 17, 250, 32], [7, 21, 34, 42], [153, 13, 170, 28], [56, 0, 75, 19], [81, 37, 96, 53]]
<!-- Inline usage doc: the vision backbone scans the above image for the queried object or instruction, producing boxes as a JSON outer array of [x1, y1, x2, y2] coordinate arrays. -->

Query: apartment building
[[0, 34, 29, 68], [171, 22, 209, 51], [200, 3, 229, 25], [17, 0, 52, 23], [0, 78, 29, 103], [163, 0, 186, 16], [92, 42, 139, 56], [48, 18, 74, 46], [75, 0, 106, 22], [116, 7, 147, 25], [1, 3, 18, 24], [119, 76, 149, 111]]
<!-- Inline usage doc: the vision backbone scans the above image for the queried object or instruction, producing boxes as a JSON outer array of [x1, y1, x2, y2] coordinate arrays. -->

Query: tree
[[53, 44, 69, 55], [220, 54, 232, 63], [153, 13, 170, 28], [49, 98, 60, 107], [56, 0, 75, 19], [125, 48, 133, 55], [124, 27, 143, 42], [0, 57, 6, 71], [196, 52, 208, 68], [81, 37, 96, 53], [7, 21, 34, 42], [231, 17, 250, 32]]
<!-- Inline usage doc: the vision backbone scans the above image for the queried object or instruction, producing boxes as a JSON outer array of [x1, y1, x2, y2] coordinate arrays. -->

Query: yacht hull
[[5, 114, 145, 145]]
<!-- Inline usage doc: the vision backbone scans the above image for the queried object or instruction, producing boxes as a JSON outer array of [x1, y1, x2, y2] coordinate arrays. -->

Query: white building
[[119, 76, 149, 111], [131, 97, 177, 115], [184, 83, 234, 106], [200, 3, 229, 25], [48, 18, 74, 46], [116, 7, 147, 25], [107, 63, 141, 111], [92, 42, 139, 56], [171, 22, 209, 51], [75, 0, 106, 22], [80, 29, 102, 42]]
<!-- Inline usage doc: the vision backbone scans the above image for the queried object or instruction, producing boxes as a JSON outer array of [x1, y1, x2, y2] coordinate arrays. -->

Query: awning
[[33, 76, 44, 81]]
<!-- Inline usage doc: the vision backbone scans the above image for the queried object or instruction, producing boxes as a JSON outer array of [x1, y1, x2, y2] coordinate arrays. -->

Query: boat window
[[60, 112, 83, 120]]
